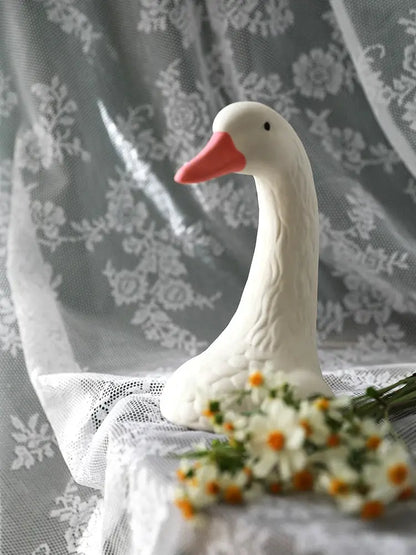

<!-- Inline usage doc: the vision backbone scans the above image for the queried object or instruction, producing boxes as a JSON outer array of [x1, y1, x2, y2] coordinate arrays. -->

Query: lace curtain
[[1, 1, 416, 554]]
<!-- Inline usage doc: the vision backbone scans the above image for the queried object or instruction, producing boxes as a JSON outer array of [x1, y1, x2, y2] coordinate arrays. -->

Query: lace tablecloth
[[2, 1, 416, 553]]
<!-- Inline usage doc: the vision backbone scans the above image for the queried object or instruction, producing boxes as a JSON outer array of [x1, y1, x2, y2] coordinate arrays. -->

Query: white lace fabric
[[1, 1, 416, 554]]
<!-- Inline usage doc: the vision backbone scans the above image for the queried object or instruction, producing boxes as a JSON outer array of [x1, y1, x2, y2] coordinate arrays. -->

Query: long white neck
[[217, 155, 320, 371]]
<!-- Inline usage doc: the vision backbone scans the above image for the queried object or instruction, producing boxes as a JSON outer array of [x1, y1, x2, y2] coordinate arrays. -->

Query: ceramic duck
[[160, 101, 332, 430]]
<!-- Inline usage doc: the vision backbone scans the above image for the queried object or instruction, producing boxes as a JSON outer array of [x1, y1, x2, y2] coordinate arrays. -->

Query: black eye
[[264, 122, 271, 131]]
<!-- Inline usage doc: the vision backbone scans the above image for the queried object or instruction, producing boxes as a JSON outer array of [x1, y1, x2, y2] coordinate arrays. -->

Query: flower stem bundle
[[174, 371, 416, 521]]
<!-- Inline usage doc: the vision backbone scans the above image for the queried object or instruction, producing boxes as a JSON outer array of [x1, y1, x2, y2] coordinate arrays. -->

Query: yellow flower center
[[300, 419, 313, 436], [398, 486, 414, 501], [293, 470, 314, 491], [224, 422, 235, 432], [206, 481, 220, 495], [361, 500, 384, 520], [388, 463, 408, 485], [243, 466, 253, 479], [176, 469, 186, 482], [329, 478, 349, 496], [174, 498, 195, 520], [267, 430, 286, 451], [224, 485, 243, 504], [326, 433, 340, 448], [248, 371, 264, 387], [314, 398, 330, 411], [269, 482, 282, 494], [366, 435, 381, 450]]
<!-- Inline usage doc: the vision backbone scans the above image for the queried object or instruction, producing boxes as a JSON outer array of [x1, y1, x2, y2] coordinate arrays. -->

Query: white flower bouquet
[[174, 370, 415, 521]]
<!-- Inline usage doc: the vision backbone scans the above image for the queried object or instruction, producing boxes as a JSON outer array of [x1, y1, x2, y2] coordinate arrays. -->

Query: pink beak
[[174, 131, 246, 184]]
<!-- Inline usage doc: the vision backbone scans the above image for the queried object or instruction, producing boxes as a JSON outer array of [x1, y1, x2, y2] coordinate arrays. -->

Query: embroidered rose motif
[[106, 195, 148, 234], [293, 48, 344, 99], [156, 279, 193, 311], [17, 123, 55, 173], [31, 200, 66, 239], [164, 91, 210, 147], [111, 269, 147, 306]]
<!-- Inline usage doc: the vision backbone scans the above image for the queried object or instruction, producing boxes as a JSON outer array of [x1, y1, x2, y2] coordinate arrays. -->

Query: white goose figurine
[[160, 101, 332, 430]]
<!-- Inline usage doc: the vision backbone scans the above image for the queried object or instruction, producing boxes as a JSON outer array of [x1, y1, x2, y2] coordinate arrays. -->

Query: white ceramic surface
[[160, 102, 332, 430]]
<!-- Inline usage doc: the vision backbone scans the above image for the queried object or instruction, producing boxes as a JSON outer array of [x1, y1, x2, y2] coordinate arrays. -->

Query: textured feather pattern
[[160, 106, 331, 430]]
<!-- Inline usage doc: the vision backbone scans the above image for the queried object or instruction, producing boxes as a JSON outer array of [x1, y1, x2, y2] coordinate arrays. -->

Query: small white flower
[[217, 469, 250, 504], [247, 399, 305, 479], [298, 399, 330, 445], [186, 463, 221, 509], [363, 441, 412, 503], [214, 410, 247, 437], [247, 367, 292, 404], [319, 458, 359, 496], [358, 418, 391, 450]]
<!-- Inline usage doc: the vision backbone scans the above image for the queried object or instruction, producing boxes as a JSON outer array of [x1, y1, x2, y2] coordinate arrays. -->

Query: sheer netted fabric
[[1, 1, 416, 554]]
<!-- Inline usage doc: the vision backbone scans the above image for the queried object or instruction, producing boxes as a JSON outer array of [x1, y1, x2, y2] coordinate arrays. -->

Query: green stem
[[352, 373, 416, 421]]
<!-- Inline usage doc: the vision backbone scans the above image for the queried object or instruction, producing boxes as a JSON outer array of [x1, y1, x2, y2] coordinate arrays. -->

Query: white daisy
[[246, 399, 305, 479], [363, 441, 412, 504]]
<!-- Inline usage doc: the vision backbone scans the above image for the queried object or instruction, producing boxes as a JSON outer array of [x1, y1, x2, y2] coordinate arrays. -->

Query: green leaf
[[209, 400, 220, 413], [347, 448, 368, 472], [214, 413, 224, 425]]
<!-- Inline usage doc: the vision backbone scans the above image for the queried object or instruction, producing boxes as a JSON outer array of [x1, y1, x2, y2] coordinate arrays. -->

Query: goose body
[[160, 102, 332, 430]]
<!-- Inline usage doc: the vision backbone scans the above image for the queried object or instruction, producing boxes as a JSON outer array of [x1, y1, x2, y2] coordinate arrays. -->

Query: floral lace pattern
[[0, 160, 21, 356], [318, 182, 412, 360], [307, 109, 399, 174], [210, 0, 294, 37], [10, 413, 56, 470], [49, 479, 101, 554], [34, 0, 103, 59], [137, 0, 294, 46], [0, 69, 17, 121], [17, 75, 89, 177], [355, 9, 416, 130], [2, 1, 416, 553], [333, 3, 416, 177]]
